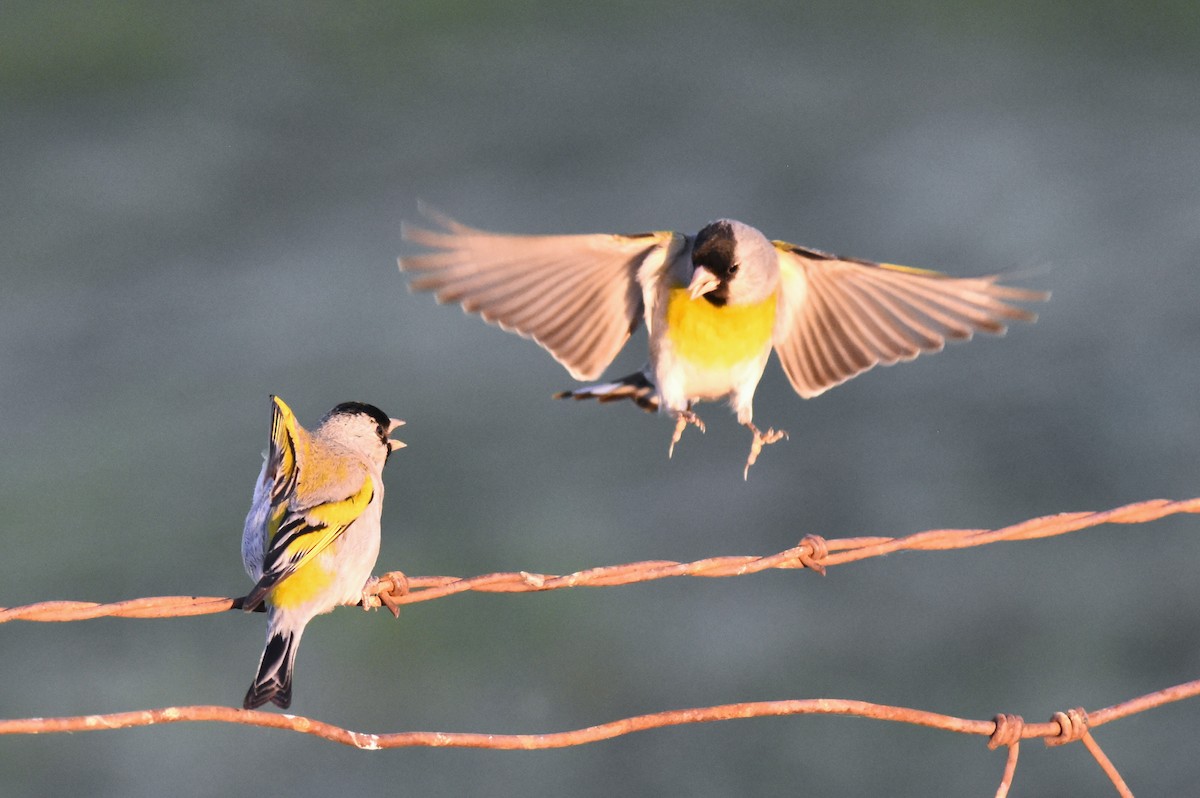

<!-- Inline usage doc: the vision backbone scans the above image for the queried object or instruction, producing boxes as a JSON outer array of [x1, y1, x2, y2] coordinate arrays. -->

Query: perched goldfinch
[[241, 396, 404, 710], [400, 207, 1046, 477]]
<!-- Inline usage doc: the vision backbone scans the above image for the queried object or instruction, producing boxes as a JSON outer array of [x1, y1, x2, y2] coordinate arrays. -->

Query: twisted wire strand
[[3, 497, 1196, 623]]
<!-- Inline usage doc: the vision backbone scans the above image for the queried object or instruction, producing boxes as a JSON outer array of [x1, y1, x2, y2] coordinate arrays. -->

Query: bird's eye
[[728, 263, 740, 275]]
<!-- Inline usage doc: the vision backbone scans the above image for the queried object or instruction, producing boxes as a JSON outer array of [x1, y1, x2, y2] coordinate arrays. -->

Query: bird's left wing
[[771, 242, 1048, 398], [242, 472, 375, 612], [400, 206, 677, 381]]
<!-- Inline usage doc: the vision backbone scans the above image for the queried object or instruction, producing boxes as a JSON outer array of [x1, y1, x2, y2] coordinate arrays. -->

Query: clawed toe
[[668, 410, 706, 459], [361, 571, 409, 618], [743, 424, 789, 479]]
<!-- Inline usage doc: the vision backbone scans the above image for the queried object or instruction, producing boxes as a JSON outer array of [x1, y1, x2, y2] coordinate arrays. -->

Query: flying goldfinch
[[241, 396, 404, 710], [400, 207, 1046, 477]]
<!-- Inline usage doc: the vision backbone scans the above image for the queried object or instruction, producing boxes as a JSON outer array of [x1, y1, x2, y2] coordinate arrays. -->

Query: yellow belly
[[665, 288, 776, 368]]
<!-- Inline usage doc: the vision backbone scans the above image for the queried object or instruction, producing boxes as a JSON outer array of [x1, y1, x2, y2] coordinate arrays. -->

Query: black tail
[[244, 630, 300, 710], [554, 371, 659, 413]]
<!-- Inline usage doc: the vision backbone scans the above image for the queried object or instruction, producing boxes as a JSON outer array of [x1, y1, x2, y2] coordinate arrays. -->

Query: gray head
[[318, 402, 406, 466], [689, 219, 779, 306]]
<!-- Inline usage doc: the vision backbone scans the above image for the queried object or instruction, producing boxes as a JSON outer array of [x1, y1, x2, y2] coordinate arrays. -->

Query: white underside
[[653, 343, 772, 424]]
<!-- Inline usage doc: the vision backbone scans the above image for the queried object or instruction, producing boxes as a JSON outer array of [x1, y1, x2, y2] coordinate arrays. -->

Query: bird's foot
[[668, 410, 706, 458], [361, 571, 409, 618], [743, 424, 788, 480]]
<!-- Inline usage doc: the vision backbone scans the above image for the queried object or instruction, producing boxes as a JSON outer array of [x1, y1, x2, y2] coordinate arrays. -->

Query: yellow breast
[[665, 288, 776, 368]]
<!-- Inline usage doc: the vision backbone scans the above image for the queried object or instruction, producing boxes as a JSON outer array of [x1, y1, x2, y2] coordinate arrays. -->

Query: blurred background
[[3, 1, 1199, 794]]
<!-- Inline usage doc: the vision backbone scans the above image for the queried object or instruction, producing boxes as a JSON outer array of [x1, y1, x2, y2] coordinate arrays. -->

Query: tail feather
[[554, 371, 659, 413], [244, 630, 300, 710]]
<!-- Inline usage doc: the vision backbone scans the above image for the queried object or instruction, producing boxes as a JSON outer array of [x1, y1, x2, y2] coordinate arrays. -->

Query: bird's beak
[[386, 418, 406, 453], [688, 265, 721, 299]]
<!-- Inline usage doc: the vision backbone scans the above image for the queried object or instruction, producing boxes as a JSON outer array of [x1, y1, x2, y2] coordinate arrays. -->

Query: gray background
[[3, 1, 1199, 795]]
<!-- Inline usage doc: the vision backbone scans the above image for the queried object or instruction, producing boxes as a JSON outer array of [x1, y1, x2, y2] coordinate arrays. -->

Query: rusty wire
[[2, 496, 1196, 624], [3, 496, 1199, 796], [3, 678, 1199, 796]]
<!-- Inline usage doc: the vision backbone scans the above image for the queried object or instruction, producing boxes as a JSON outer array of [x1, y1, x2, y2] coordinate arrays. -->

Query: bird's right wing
[[400, 206, 678, 381]]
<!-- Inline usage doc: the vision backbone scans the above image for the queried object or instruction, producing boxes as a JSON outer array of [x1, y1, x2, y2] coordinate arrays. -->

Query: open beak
[[688, 265, 721, 300], [386, 418, 406, 453]]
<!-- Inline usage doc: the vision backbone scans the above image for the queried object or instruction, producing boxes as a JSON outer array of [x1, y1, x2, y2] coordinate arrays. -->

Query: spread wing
[[771, 242, 1048, 399], [400, 205, 677, 381]]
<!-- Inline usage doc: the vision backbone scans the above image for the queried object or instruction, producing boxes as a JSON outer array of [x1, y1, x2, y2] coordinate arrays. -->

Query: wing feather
[[799, 275, 875, 375], [401, 208, 675, 381], [822, 275, 925, 362], [806, 273, 902, 363], [265, 396, 299, 505], [773, 242, 1048, 398]]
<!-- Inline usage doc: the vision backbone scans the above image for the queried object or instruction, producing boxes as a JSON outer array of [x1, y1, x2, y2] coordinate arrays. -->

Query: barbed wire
[[2, 496, 1196, 624], [3, 495, 1198, 796], [5, 677, 1200, 796]]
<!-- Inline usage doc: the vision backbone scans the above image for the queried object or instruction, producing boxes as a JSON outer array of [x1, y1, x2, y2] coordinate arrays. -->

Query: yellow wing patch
[[269, 553, 339, 609], [266, 395, 301, 501], [665, 288, 777, 368], [772, 240, 944, 278], [878, 262, 944, 278], [266, 475, 374, 610], [303, 475, 374, 529]]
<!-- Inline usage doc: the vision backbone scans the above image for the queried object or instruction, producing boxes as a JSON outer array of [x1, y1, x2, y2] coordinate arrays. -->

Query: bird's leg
[[668, 406, 706, 458], [743, 422, 788, 479]]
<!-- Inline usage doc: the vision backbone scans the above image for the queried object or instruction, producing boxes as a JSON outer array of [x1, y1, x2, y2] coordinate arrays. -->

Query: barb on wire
[[2, 497, 1196, 624]]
